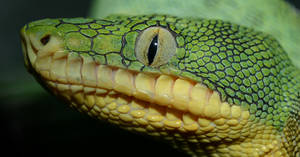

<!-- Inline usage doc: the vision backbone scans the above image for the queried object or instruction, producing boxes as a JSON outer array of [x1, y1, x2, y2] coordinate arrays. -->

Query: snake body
[[21, 3, 300, 157]]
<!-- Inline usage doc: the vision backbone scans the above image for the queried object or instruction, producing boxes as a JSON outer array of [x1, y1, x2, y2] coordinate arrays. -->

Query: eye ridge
[[147, 35, 158, 65]]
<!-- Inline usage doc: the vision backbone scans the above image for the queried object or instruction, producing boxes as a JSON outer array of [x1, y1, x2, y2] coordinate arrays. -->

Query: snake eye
[[135, 27, 176, 67], [40, 35, 50, 45]]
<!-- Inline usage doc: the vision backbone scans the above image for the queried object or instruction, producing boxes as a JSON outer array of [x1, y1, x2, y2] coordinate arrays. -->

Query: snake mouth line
[[29, 51, 253, 135], [34, 52, 236, 120]]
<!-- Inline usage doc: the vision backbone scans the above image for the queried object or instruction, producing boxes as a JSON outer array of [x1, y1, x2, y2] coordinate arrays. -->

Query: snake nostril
[[40, 35, 50, 45]]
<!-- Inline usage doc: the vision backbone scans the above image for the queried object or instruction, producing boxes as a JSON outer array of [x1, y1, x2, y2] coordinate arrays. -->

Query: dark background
[[0, 0, 299, 157]]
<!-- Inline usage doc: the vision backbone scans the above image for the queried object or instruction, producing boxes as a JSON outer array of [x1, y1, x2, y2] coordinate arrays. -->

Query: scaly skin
[[21, 15, 300, 156]]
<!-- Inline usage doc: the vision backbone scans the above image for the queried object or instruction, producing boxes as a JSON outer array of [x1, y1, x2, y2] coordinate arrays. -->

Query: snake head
[[21, 19, 66, 73], [20, 15, 299, 156]]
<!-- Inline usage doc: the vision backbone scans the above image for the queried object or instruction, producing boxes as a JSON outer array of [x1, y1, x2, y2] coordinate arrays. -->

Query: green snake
[[20, 0, 300, 156]]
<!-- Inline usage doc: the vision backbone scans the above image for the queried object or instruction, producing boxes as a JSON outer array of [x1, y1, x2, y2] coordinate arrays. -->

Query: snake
[[20, 0, 300, 156]]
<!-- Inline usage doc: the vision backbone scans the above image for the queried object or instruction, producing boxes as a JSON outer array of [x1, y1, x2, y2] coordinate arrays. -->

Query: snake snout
[[20, 24, 65, 74]]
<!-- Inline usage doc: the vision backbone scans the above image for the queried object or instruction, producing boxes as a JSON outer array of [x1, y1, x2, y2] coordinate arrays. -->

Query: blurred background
[[0, 0, 299, 157]]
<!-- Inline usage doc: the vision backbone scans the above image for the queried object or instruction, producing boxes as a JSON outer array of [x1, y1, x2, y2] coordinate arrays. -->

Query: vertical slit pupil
[[148, 35, 158, 65]]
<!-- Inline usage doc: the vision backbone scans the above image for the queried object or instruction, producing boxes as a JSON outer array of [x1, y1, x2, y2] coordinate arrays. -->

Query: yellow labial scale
[[85, 94, 95, 108], [149, 132, 161, 137], [214, 118, 226, 126], [47, 81, 56, 88], [172, 79, 192, 111], [210, 136, 221, 142], [204, 91, 221, 119], [80, 105, 89, 112], [56, 83, 69, 91], [166, 109, 181, 121], [73, 92, 85, 105], [99, 112, 108, 119], [216, 133, 228, 139], [217, 147, 229, 153], [116, 96, 129, 105], [104, 95, 116, 104], [220, 102, 232, 118], [135, 118, 148, 125], [110, 110, 120, 116], [101, 107, 109, 114], [148, 106, 164, 115], [228, 133, 242, 139], [183, 123, 198, 131], [114, 69, 134, 96], [108, 114, 119, 120], [133, 127, 147, 133], [107, 102, 117, 110], [150, 122, 164, 128], [199, 138, 211, 143], [130, 100, 146, 109], [198, 118, 211, 127], [231, 124, 244, 130], [108, 90, 117, 95], [83, 87, 95, 94], [52, 50, 68, 59], [89, 109, 99, 117], [227, 119, 239, 126], [187, 138, 198, 143], [147, 115, 164, 122], [97, 65, 113, 89], [231, 106, 242, 119], [40, 71, 50, 79], [134, 73, 156, 102], [96, 88, 107, 94], [240, 119, 248, 125], [146, 125, 156, 131], [95, 96, 106, 108], [66, 54, 82, 84], [130, 110, 146, 118], [178, 127, 188, 133], [81, 56, 97, 86], [117, 105, 130, 113], [154, 75, 174, 106], [107, 119, 119, 126], [50, 58, 67, 82], [241, 131, 250, 137], [119, 114, 133, 122], [163, 120, 182, 128], [188, 84, 208, 115], [200, 124, 215, 132], [262, 134, 271, 139], [93, 104, 101, 112], [60, 91, 71, 101], [35, 56, 51, 77], [70, 85, 83, 93], [182, 113, 197, 125], [206, 132, 216, 137]]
